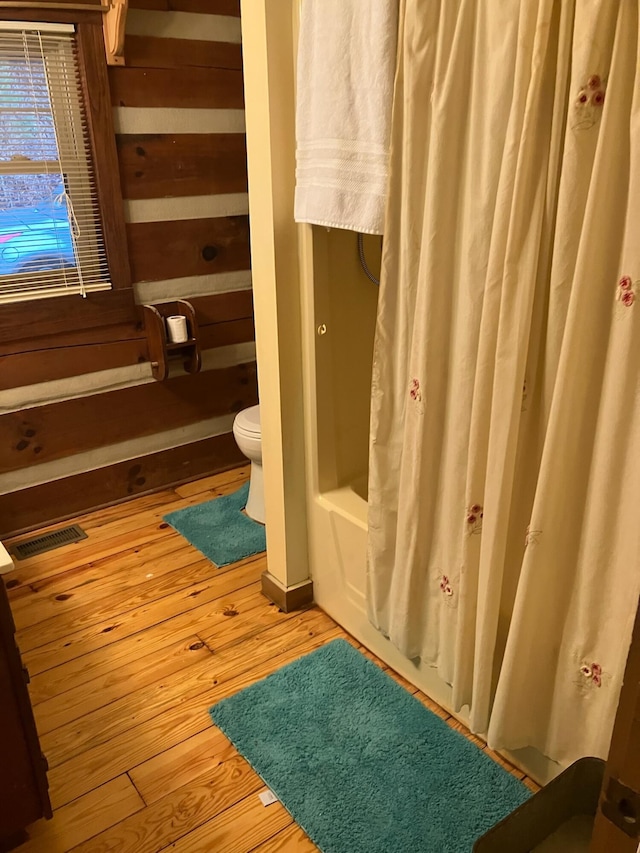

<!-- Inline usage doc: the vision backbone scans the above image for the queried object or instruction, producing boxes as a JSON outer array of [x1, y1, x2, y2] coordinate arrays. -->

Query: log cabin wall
[[0, 0, 257, 537]]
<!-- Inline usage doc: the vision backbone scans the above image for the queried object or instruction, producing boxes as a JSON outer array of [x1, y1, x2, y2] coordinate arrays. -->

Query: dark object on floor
[[474, 756, 605, 851], [0, 578, 51, 842]]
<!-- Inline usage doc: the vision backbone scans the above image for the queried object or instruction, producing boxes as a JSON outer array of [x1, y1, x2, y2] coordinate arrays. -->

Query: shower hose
[[357, 232, 381, 286]]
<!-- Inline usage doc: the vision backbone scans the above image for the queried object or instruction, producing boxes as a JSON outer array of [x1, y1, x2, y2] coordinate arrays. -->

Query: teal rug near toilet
[[209, 639, 530, 853], [164, 483, 265, 567]]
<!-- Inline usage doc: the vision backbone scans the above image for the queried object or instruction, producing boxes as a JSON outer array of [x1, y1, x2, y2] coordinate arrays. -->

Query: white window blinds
[[0, 22, 111, 303]]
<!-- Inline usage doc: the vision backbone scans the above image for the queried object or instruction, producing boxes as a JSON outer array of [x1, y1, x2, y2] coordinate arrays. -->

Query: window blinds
[[0, 22, 110, 303]]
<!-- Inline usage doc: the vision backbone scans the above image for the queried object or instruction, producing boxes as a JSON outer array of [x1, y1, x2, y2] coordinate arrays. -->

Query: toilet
[[232, 405, 265, 524]]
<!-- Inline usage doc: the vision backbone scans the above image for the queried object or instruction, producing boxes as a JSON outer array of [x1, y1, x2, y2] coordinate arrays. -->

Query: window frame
[[0, 7, 134, 348]]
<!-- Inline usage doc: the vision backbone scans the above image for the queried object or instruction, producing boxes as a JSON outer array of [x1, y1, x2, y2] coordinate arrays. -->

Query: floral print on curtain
[[617, 275, 637, 307]]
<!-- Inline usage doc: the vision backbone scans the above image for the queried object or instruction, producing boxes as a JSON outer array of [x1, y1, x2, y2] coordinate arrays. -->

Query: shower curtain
[[367, 0, 640, 766]]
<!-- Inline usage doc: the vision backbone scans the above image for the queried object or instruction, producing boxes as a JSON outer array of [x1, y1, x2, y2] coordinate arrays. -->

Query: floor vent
[[11, 525, 87, 560]]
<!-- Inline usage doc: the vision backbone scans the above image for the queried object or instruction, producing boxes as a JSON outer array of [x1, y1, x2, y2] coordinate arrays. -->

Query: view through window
[[0, 24, 110, 303]]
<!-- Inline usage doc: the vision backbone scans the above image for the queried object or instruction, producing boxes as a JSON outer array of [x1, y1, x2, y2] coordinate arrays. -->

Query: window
[[0, 22, 110, 303]]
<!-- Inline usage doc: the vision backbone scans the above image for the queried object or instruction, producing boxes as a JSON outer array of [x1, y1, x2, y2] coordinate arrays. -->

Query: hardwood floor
[[3, 466, 540, 852]]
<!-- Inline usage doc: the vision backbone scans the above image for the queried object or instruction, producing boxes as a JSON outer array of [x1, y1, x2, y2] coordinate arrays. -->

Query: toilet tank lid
[[236, 405, 260, 434]]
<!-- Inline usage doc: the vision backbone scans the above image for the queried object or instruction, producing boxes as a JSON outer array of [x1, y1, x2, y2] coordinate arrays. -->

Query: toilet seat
[[234, 405, 260, 436]]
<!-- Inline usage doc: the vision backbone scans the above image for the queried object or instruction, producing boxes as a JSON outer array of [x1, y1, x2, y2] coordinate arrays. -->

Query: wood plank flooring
[[3, 466, 540, 852]]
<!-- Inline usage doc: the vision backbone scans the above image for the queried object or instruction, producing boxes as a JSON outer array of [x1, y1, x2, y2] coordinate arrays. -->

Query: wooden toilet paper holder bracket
[[142, 300, 202, 382]]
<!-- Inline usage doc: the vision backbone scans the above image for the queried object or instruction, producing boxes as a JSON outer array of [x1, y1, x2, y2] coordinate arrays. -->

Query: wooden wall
[[0, 0, 257, 537]]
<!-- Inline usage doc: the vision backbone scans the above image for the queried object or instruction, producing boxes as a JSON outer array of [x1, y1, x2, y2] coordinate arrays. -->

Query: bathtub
[[309, 477, 458, 715], [300, 226, 557, 784], [301, 226, 458, 711]]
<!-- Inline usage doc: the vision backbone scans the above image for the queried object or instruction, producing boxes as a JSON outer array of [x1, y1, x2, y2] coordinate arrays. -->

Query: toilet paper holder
[[143, 299, 202, 381]]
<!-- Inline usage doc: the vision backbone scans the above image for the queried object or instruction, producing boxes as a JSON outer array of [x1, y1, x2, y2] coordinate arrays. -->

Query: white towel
[[294, 0, 399, 235]]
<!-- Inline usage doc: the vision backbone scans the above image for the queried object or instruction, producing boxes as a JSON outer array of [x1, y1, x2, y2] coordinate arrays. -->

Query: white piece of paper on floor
[[259, 789, 278, 807]]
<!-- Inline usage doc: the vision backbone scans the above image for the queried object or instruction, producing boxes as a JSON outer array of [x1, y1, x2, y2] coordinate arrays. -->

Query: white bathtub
[[301, 226, 457, 711], [309, 476, 459, 715], [301, 226, 557, 785]]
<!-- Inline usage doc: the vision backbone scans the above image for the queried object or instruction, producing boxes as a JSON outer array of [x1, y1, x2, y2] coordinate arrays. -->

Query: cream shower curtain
[[368, 0, 640, 766]]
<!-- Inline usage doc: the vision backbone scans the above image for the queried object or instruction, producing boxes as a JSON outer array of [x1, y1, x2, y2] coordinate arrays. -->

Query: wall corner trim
[[241, 0, 310, 589]]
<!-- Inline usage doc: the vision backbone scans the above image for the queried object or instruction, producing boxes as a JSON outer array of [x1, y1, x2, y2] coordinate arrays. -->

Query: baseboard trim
[[261, 571, 314, 612], [0, 433, 245, 538]]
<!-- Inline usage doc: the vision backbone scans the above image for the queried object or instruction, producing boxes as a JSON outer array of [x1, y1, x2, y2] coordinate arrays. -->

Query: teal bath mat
[[210, 639, 530, 852], [164, 482, 265, 567]]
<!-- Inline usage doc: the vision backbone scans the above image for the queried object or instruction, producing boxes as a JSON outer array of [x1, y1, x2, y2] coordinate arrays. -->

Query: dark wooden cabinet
[[0, 579, 51, 844]]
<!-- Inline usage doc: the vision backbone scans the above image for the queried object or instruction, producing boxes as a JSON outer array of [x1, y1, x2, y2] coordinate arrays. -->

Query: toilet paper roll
[[166, 315, 189, 343]]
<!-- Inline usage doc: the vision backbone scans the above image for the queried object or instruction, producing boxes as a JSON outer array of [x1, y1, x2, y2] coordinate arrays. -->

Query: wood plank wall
[[0, 0, 257, 536]]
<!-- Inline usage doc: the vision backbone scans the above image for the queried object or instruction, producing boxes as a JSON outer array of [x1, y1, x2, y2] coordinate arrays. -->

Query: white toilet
[[232, 404, 265, 524]]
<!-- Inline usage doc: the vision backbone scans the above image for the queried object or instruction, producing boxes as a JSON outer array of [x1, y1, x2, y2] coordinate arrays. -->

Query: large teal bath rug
[[164, 482, 266, 568], [209, 639, 530, 853]]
